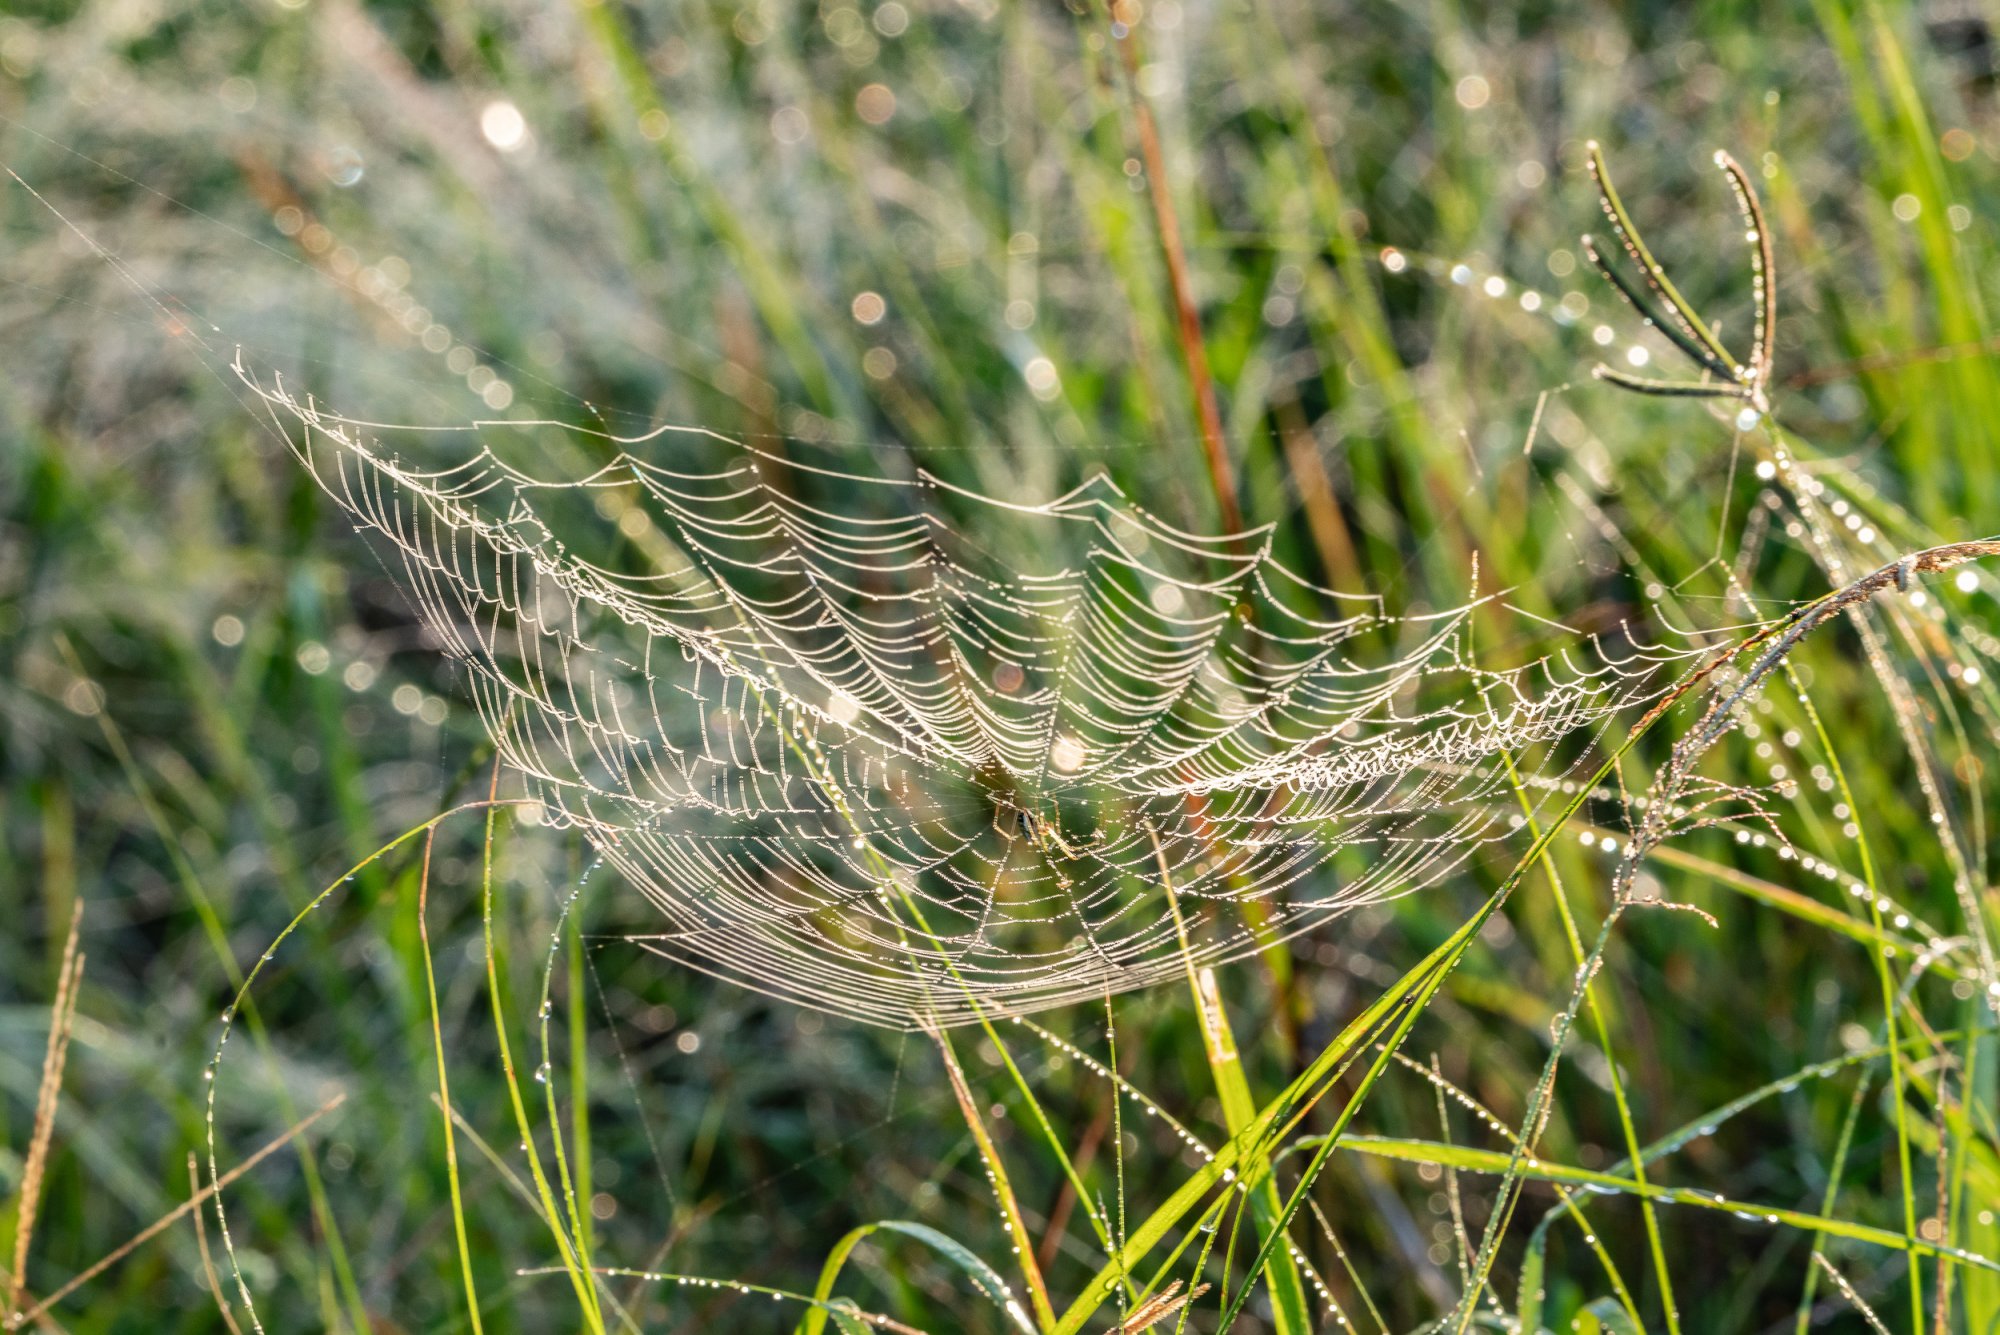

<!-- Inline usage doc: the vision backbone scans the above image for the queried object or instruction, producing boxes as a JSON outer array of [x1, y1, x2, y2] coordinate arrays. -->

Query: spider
[[992, 800, 1081, 860]]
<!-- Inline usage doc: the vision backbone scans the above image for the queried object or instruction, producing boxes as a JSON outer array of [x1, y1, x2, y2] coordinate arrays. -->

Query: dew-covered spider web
[[242, 361, 1707, 1027]]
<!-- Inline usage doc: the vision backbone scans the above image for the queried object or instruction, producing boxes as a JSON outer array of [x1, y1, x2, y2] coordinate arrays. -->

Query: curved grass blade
[[1324, 1135, 2000, 1272], [799, 1219, 1034, 1335]]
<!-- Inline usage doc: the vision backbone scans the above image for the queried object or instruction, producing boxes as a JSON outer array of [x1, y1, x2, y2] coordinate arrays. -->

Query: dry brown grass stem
[[1783, 333, 2000, 388], [187, 1155, 244, 1335], [11, 1094, 346, 1327], [8, 902, 85, 1324], [1111, 8, 1243, 541], [1276, 394, 1363, 589], [1115, 1278, 1210, 1332], [1035, 1096, 1110, 1276], [924, 1025, 1055, 1325], [1812, 1253, 1893, 1335]]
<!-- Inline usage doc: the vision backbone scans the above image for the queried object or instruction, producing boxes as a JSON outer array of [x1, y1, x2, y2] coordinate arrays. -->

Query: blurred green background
[[4, 0, 2000, 1330]]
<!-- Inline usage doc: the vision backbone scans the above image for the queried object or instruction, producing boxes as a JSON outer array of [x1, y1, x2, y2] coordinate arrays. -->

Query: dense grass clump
[[3, 1, 2000, 1331]]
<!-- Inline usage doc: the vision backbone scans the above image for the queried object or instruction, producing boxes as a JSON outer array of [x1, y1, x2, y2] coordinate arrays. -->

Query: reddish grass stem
[[1112, 12, 1244, 542]]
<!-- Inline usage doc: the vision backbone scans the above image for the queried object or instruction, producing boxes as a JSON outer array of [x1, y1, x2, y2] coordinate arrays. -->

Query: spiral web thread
[[242, 361, 1705, 1027]]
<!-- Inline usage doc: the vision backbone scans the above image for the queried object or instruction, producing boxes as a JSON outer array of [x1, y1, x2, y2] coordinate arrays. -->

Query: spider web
[[243, 362, 1702, 1027]]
